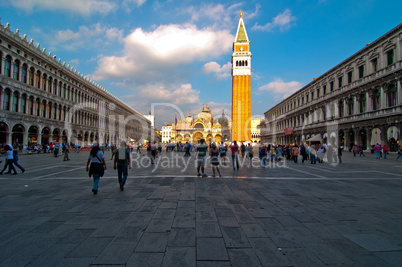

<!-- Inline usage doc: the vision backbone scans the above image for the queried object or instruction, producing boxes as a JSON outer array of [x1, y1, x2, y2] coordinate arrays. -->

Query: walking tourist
[[382, 144, 388, 159], [352, 144, 358, 157], [310, 144, 317, 164], [184, 142, 191, 156], [136, 142, 142, 154], [240, 142, 246, 158], [317, 145, 325, 163], [114, 141, 131, 191], [219, 142, 227, 165], [0, 144, 17, 175], [54, 142, 60, 157], [292, 145, 299, 163], [151, 141, 157, 163], [259, 143, 267, 167], [209, 143, 221, 177], [396, 146, 402, 161], [230, 141, 240, 170], [63, 143, 70, 161], [10, 143, 25, 173], [359, 145, 366, 157], [300, 144, 307, 164], [86, 143, 107, 195], [246, 143, 254, 166], [374, 143, 381, 159], [195, 139, 208, 177], [337, 145, 342, 163]]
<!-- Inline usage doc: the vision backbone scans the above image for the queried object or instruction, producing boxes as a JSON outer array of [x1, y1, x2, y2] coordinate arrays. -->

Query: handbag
[[88, 155, 105, 177]]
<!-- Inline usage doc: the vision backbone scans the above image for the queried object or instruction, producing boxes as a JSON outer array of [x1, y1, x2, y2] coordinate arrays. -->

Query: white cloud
[[122, 0, 147, 7], [252, 9, 296, 32], [202, 62, 231, 79], [135, 83, 200, 106], [2, 0, 148, 15], [183, 3, 260, 30], [123, 83, 201, 127], [34, 23, 124, 51], [5, 0, 118, 15], [257, 78, 302, 99], [92, 24, 233, 83]]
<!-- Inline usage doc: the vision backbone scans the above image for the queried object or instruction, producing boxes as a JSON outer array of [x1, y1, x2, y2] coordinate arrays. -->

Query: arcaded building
[[261, 23, 402, 151], [0, 22, 152, 146]]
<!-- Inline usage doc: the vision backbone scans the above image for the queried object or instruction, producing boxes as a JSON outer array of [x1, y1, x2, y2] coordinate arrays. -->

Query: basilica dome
[[218, 109, 229, 126], [185, 113, 193, 124], [197, 105, 212, 124]]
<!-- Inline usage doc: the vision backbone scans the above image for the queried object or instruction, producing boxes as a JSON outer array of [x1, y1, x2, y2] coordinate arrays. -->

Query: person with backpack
[[86, 143, 107, 195], [240, 142, 246, 158], [246, 143, 254, 166], [113, 141, 131, 191]]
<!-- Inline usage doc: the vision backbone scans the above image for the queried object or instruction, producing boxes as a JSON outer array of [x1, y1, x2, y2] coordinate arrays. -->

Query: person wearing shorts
[[195, 139, 208, 177], [209, 143, 221, 177]]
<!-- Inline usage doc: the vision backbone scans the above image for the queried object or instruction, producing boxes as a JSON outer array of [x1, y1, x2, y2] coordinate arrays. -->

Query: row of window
[[235, 60, 248, 67], [1, 89, 99, 127], [1, 53, 100, 109], [268, 87, 398, 131], [1, 88, 145, 135], [270, 49, 395, 119]]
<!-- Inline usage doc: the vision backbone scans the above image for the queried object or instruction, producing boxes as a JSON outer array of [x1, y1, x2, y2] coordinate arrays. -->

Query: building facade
[[170, 106, 231, 144], [161, 124, 172, 143], [261, 23, 402, 151], [232, 11, 252, 142], [250, 117, 262, 143], [0, 22, 152, 147]]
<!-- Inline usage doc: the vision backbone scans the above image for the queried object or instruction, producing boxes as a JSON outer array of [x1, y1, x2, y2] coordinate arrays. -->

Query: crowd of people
[[1, 139, 401, 194]]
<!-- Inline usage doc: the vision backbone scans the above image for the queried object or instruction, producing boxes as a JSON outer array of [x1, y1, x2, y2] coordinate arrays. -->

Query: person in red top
[[230, 141, 239, 171], [382, 144, 388, 159]]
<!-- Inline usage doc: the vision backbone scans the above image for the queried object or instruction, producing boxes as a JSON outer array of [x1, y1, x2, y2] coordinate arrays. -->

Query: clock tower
[[232, 11, 251, 142]]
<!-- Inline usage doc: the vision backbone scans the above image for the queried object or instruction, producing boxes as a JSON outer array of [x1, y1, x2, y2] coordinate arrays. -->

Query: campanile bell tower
[[232, 11, 252, 142]]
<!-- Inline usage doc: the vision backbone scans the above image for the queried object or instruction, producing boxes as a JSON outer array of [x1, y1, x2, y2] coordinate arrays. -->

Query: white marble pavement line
[[283, 165, 328, 179], [303, 165, 402, 177], [33, 166, 85, 179]]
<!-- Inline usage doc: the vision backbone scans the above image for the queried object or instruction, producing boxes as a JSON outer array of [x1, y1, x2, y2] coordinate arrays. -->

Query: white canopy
[[307, 134, 322, 142]]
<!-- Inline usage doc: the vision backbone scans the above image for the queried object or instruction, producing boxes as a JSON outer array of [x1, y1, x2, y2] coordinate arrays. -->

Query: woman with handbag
[[86, 143, 107, 195]]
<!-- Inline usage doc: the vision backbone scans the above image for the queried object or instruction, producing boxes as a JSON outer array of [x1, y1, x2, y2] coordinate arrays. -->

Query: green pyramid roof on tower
[[236, 21, 248, 42]]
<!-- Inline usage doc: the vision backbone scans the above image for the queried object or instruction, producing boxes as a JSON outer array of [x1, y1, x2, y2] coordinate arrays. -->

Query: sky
[[1, 0, 401, 129]]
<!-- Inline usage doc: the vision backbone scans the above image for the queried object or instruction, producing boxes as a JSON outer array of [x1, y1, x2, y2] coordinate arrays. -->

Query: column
[[0, 56, 4, 75], [37, 128, 42, 145], [380, 126, 388, 146], [343, 98, 347, 117], [380, 85, 386, 109], [334, 101, 339, 118], [353, 95, 358, 115], [366, 90, 371, 113], [8, 90, 14, 112], [398, 80, 402, 105]]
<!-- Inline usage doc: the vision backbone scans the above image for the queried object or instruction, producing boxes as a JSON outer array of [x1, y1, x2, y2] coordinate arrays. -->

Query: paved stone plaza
[[0, 150, 402, 266]]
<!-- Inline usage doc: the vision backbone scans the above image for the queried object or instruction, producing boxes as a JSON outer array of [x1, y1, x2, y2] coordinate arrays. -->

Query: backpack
[[117, 149, 128, 163]]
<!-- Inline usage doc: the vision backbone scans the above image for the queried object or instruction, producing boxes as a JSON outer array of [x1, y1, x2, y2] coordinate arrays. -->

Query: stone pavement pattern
[[0, 150, 402, 266]]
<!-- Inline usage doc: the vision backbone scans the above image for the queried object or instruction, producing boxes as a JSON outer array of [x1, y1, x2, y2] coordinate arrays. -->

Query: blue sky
[[1, 0, 401, 128]]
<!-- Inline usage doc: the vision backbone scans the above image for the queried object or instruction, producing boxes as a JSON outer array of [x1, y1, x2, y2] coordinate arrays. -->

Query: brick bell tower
[[232, 11, 252, 142]]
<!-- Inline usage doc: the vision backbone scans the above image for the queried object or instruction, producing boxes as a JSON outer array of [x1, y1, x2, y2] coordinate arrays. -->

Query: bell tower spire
[[231, 11, 252, 142]]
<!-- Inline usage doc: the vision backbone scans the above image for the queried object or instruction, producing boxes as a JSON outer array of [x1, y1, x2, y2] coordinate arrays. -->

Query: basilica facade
[[169, 105, 231, 144], [261, 23, 402, 151], [0, 22, 152, 147]]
